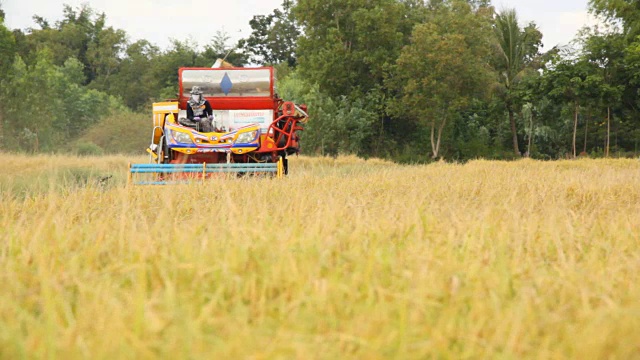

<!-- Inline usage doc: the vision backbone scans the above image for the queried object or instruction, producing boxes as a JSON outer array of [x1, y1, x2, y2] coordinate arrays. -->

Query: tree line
[[0, 0, 639, 160]]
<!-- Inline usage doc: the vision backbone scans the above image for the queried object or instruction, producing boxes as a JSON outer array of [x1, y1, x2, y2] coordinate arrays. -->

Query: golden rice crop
[[1, 153, 639, 359]]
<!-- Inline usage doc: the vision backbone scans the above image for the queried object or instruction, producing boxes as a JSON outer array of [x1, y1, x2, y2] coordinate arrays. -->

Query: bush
[[74, 141, 104, 156], [77, 110, 150, 154]]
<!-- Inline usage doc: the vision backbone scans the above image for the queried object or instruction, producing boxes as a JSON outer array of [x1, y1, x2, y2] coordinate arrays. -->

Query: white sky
[[3, 0, 602, 51]]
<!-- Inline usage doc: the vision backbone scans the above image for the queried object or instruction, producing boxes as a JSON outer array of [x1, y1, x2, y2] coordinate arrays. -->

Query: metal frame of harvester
[[129, 65, 308, 185]]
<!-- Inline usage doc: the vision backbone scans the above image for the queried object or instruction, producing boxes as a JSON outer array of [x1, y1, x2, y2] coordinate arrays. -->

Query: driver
[[186, 86, 214, 132]]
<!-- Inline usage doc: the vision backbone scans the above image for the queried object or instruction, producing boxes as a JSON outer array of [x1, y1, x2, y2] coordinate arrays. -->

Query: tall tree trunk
[[508, 107, 520, 156], [526, 111, 534, 158], [572, 102, 579, 158], [583, 110, 589, 155], [0, 103, 3, 148], [430, 116, 448, 159], [33, 127, 39, 153], [605, 107, 611, 158], [435, 117, 447, 159], [376, 115, 384, 157], [430, 122, 437, 158], [615, 114, 618, 150]]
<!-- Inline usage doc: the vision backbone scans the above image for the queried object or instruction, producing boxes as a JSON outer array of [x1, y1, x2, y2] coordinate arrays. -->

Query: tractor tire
[[283, 157, 289, 175]]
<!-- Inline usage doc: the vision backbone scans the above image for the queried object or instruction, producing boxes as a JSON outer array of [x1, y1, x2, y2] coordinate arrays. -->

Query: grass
[[1, 153, 639, 359]]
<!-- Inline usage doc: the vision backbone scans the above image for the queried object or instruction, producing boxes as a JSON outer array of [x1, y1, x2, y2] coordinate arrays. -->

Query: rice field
[[1, 153, 639, 359]]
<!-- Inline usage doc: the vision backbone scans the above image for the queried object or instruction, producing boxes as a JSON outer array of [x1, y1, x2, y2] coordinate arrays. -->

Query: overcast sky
[[3, 0, 601, 51]]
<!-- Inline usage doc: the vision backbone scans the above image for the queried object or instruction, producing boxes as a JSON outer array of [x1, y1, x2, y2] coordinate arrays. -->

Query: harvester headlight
[[235, 131, 258, 144], [170, 130, 194, 144]]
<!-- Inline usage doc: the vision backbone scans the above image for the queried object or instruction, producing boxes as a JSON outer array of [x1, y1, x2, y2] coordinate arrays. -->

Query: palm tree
[[493, 9, 541, 156]]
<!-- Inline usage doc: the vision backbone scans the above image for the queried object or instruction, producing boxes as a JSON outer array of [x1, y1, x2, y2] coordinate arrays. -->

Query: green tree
[[200, 31, 248, 67], [1, 48, 122, 152], [389, 0, 493, 159], [294, 0, 409, 98], [85, 13, 127, 91], [542, 58, 593, 158], [239, 0, 300, 66], [0, 12, 15, 80], [293, 0, 424, 157], [110, 40, 161, 110], [2, 50, 66, 151], [0, 11, 16, 143], [589, 0, 640, 38], [492, 9, 543, 156], [580, 30, 626, 157], [15, 4, 127, 87], [151, 39, 200, 100]]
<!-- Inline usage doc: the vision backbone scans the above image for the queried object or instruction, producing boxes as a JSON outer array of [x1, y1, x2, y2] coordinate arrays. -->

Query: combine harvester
[[129, 60, 308, 185]]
